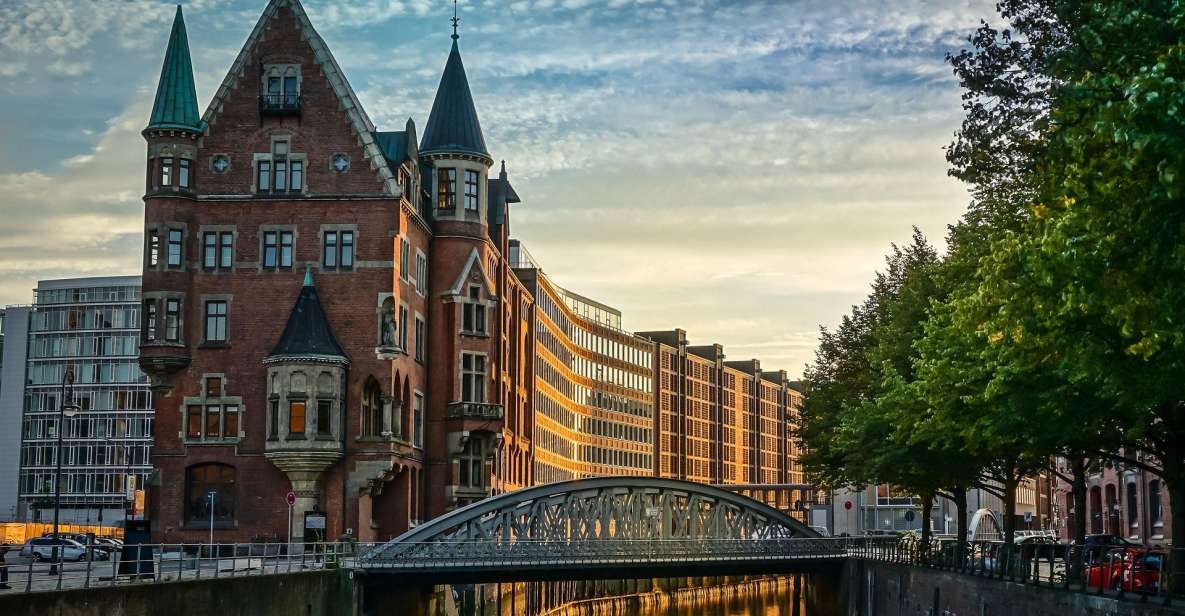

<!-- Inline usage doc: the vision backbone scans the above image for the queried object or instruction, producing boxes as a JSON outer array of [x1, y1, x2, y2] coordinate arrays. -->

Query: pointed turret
[[419, 37, 488, 158], [266, 269, 349, 365], [146, 5, 203, 133]]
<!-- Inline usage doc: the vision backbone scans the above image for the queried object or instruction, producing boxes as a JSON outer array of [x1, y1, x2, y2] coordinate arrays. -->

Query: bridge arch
[[361, 477, 819, 567]]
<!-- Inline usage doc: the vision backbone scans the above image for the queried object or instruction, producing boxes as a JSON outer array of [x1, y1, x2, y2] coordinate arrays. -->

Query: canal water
[[410, 575, 840, 616]]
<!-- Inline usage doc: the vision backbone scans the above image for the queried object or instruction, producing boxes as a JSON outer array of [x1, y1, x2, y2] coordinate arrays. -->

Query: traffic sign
[[1024, 511, 1033, 523], [844, 500, 853, 511], [286, 491, 297, 506], [904, 510, 915, 522]]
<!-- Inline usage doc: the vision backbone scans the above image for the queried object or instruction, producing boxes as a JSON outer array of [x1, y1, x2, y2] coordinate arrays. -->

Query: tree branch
[[1096, 450, 1164, 477]]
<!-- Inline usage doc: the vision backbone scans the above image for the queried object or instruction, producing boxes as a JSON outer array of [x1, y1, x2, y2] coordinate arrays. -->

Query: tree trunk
[[953, 485, 969, 567], [920, 492, 934, 564], [1001, 471, 1019, 577], [1164, 445, 1185, 595], [1069, 455, 1088, 582]]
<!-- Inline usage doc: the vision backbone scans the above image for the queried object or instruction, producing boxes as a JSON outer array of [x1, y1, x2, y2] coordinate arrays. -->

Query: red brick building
[[139, 0, 530, 544]]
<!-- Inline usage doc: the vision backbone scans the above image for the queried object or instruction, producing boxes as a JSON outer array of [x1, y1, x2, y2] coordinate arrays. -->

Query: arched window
[[361, 378, 382, 437], [185, 463, 236, 525], [1126, 481, 1139, 531]]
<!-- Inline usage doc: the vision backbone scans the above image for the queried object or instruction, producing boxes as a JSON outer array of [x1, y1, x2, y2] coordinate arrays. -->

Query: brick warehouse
[[139, 0, 812, 545]]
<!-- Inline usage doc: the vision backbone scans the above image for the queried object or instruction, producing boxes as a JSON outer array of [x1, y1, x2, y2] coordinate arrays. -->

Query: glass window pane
[[289, 401, 305, 435]]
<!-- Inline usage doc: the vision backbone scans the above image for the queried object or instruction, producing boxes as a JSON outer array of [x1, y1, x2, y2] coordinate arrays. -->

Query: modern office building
[[512, 244, 657, 484], [0, 277, 152, 527]]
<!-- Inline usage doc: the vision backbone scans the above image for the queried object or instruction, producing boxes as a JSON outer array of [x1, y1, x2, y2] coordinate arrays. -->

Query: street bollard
[[24, 556, 33, 592]]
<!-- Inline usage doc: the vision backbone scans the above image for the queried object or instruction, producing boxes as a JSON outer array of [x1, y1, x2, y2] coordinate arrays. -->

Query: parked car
[[40, 533, 114, 558], [1073, 534, 1136, 558], [1084, 547, 1164, 592], [20, 537, 108, 562]]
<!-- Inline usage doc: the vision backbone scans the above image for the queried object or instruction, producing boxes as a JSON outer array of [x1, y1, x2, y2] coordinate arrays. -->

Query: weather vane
[[451, 0, 460, 41]]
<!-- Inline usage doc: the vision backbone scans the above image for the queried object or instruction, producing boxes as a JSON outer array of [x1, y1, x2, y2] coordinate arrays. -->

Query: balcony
[[259, 94, 301, 116], [446, 401, 504, 421]]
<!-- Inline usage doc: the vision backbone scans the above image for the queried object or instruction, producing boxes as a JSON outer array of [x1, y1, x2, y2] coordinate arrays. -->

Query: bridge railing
[[0, 541, 374, 595], [846, 537, 1185, 608]]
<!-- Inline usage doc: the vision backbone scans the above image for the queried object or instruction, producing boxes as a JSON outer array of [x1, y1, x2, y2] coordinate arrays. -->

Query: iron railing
[[445, 401, 504, 421], [258, 94, 300, 115]]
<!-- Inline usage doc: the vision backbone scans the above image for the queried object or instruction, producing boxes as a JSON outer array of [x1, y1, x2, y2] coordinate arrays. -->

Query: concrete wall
[[845, 559, 1185, 616], [0, 570, 356, 616]]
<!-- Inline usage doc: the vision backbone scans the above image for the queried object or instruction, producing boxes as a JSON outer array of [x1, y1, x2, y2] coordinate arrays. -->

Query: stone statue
[[380, 303, 396, 348]]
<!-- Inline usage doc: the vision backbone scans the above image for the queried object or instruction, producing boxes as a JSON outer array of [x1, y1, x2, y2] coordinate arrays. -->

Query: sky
[[0, 0, 998, 379]]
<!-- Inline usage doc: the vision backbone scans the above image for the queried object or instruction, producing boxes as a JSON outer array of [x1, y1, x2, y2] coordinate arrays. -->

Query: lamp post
[[207, 490, 217, 557], [49, 366, 81, 576]]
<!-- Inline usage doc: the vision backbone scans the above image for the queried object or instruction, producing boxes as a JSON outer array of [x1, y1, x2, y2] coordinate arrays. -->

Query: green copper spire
[[303, 264, 314, 287], [146, 5, 203, 132]]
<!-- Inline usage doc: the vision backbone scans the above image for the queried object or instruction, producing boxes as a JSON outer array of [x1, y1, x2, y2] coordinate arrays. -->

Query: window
[[257, 160, 271, 191], [186, 406, 201, 439], [185, 463, 235, 524], [322, 231, 354, 270], [361, 379, 382, 437], [257, 141, 302, 193], [206, 376, 222, 398], [290, 161, 303, 192], [413, 392, 424, 448], [165, 298, 181, 342], [263, 230, 293, 269], [203, 233, 218, 269], [160, 157, 173, 187], [289, 401, 306, 437], [1149, 480, 1163, 525], [414, 317, 426, 362], [399, 239, 410, 281], [205, 405, 222, 438], [148, 230, 160, 267], [459, 438, 483, 488], [461, 353, 486, 403], [219, 232, 233, 269], [416, 253, 427, 295], [204, 300, 227, 343], [462, 285, 486, 334], [398, 305, 408, 351], [316, 400, 332, 437], [464, 170, 479, 211], [167, 229, 183, 268], [178, 159, 190, 188], [224, 405, 239, 436], [1127, 482, 1139, 529], [437, 168, 456, 209], [144, 301, 157, 342]]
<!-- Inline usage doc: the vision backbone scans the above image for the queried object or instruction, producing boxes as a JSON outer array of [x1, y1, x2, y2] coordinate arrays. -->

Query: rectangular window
[[205, 376, 222, 398], [280, 231, 293, 267], [148, 230, 160, 267], [399, 239, 410, 281], [263, 231, 278, 268], [460, 438, 483, 488], [316, 400, 331, 436], [165, 298, 181, 342], [144, 300, 157, 342], [289, 160, 303, 192], [414, 317, 426, 362], [219, 232, 233, 269], [186, 406, 202, 439], [178, 159, 190, 188], [283, 76, 298, 100], [289, 401, 306, 436], [437, 168, 456, 209], [224, 405, 239, 437], [268, 399, 279, 440], [205, 405, 222, 439], [413, 393, 424, 448], [461, 353, 486, 403], [274, 160, 287, 192], [204, 300, 227, 342], [464, 170, 479, 211], [416, 254, 427, 295], [203, 232, 218, 269], [463, 286, 486, 334], [398, 305, 408, 351], [340, 231, 353, 269], [167, 229, 183, 267], [160, 157, 173, 187], [257, 160, 271, 192], [323, 231, 337, 268]]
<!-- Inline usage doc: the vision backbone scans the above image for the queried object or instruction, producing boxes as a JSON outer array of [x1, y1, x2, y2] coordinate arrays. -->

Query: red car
[[1084, 548, 1164, 592]]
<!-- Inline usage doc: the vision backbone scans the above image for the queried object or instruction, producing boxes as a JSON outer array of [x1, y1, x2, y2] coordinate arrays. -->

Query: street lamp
[[49, 366, 82, 576], [207, 490, 217, 557]]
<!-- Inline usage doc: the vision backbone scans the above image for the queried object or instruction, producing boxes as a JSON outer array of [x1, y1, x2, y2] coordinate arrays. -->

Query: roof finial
[[451, 0, 460, 41], [303, 264, 314, 287]]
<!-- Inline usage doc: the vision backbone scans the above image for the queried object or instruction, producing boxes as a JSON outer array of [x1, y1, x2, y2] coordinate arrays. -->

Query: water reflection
[[442, 575, 833, 616]]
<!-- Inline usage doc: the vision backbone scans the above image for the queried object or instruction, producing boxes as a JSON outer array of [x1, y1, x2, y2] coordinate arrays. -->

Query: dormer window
[[260, 64, 301, 115], [462, 285, 487, 335], [437, 168, 456, 210]]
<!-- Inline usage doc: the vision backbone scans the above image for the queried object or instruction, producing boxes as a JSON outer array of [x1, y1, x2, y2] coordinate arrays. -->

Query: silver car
[[19, 537, 102, 562]]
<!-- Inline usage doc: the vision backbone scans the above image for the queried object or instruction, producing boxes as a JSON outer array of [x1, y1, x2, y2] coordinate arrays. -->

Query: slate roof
[[373, 131, 411, 166], [147, 6, 203, 132], [266, 270, 349, 364], [420, 39, 488, 157]]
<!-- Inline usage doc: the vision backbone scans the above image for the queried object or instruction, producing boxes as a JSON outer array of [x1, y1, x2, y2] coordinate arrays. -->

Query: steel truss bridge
[[356, 477, 842, 582]]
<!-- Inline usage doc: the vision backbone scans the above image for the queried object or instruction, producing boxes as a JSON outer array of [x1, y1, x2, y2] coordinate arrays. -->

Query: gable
[[198, 0, 398, 196], [447, 247, 496, 297]]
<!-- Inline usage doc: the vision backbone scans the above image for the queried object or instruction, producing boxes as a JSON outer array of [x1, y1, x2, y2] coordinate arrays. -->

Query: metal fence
[[849, 537, 1184, 608]]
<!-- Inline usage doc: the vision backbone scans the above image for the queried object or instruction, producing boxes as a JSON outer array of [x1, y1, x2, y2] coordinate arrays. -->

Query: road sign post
[[207, 490, 217, 555], [286, 491, 296, 557]]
